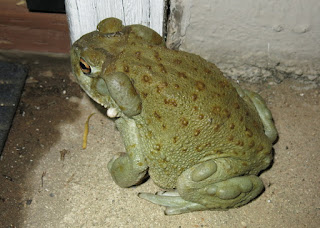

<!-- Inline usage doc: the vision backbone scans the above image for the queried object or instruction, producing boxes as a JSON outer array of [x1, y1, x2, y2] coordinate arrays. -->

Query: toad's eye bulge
[[79, 57, 91, 74]]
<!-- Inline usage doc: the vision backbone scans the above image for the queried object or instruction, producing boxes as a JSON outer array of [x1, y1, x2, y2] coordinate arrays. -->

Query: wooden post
[[65, 0, 166, 43]]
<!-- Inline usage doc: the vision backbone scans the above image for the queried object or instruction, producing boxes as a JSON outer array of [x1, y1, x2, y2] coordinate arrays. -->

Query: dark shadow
[[0, 51, 82, 227]]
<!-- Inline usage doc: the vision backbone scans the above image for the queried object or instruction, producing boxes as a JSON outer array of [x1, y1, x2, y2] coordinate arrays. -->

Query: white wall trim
[[65, 0, 166, 43]]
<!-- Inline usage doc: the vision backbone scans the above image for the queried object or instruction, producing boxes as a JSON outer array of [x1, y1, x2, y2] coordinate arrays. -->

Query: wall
[[167, 0, 320, 84]]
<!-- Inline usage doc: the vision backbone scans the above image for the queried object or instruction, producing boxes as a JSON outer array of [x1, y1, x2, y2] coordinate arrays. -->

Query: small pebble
[[26, 199, 32, 205]]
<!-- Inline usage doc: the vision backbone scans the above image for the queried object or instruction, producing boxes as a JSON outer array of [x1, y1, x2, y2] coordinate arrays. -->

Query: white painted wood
[[66, 0, 165, 43]]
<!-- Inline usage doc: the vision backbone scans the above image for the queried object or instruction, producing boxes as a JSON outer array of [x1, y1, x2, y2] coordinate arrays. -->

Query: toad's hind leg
[[139, 159, 265, 215], [231, 83, 278, 143], [244, 90, 278, 143]]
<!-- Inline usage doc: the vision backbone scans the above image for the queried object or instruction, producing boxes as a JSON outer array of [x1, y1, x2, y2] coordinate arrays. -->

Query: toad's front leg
[[107, 117, 148, 187]]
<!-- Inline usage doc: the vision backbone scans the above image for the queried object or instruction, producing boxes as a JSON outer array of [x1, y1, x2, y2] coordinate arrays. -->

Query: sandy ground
[[0, 51, 319, 228]]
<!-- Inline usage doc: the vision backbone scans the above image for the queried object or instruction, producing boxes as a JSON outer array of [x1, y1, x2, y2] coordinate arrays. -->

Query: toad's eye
[[79, 57, 91, 74]]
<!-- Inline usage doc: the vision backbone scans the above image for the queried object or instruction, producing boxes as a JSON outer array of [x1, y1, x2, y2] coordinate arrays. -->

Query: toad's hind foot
[[138, 191, 207, 215], [139, 159, 266, 215], [139, 175, 264, 215]]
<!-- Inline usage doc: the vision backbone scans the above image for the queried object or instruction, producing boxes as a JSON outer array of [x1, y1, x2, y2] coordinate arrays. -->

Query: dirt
[[0, 51, 319, 228]]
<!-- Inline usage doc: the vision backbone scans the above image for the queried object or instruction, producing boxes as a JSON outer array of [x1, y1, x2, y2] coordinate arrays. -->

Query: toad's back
[[108, 41, 272, 188]]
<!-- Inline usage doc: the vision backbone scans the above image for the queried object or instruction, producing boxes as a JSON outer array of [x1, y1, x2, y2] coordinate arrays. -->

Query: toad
[[70, 18, 277, 215]]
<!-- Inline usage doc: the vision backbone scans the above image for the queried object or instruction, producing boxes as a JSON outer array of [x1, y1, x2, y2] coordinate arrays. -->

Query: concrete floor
[[0, 51, 319, 228]]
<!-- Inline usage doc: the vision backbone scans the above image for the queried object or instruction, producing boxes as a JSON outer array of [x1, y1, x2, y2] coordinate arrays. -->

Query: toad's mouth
[[94, 98, 120, 119], [95, 99, 120, 119], [78, 82, 121, 119]]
